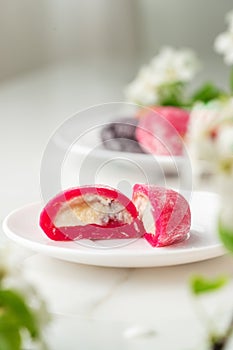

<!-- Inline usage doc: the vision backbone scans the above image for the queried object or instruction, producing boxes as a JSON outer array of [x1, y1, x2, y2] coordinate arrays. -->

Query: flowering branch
[[0, 246, 49, 350], [125, 46, 200, 107], [125, 46, 226, 108]]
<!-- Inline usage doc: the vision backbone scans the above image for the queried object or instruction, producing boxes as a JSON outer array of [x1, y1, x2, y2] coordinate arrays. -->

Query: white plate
[[2, 192, 225, 268]]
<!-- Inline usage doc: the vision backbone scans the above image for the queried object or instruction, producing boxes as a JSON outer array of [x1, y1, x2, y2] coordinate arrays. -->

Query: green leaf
[[192, 82, 224, 103], [0, 289, 39, 339], [158, 81, 186, 107], [219, 220, 233, 254], [230, 67, 233, 94], [0, 329, 21, 350], [0, 311, 22, 350], [190, 275, 229, 295]]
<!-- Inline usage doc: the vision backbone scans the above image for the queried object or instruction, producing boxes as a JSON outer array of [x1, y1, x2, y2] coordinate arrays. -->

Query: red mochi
[[40, 185, 144, 241]]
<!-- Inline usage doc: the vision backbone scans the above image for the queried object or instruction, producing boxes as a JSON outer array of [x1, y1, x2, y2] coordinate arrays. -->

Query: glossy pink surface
[[40, 185, 143, 241]]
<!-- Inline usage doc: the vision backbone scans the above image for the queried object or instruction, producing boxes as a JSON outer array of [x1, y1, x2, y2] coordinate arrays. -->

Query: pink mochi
[[133, 184, 191, 247], [136, 106, 190, 156]]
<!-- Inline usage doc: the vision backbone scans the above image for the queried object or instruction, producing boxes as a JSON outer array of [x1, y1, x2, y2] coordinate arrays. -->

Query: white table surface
[[1, 62, 233, 350]]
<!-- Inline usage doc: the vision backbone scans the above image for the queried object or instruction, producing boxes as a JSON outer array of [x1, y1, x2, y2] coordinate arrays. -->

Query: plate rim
[[70, 142, 185, 165]]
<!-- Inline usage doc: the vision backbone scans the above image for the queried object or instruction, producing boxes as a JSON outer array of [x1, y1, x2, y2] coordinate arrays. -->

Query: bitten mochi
[[133, 184, 191, 247], [40, 185, 144, 241], [40, 184, 191, 247]]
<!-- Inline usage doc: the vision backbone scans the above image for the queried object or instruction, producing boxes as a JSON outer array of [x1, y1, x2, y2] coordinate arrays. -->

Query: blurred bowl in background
[[44, 103, 191, 198]]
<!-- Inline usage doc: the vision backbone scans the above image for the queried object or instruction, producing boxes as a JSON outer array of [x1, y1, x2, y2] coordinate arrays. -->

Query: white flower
[[151, 47, 200, 83], [214, 9, 233, 65], [216, 125, 233, 158], [0, 244, 50, 340], [125, 66, 159, 106], [188, 101, 222, 161], [125, 46, 200, 106], [215, 32, 233, 65], [188, 98, 233, 169]]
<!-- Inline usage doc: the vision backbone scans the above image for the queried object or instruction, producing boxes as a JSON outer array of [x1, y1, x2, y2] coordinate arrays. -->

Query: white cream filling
[[134, 194, 155, 235], [54, 207, 84, 227], [54, 194, 133, 228]]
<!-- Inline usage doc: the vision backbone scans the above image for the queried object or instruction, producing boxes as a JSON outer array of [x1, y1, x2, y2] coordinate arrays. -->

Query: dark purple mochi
[[100, 117, 145, 153]]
